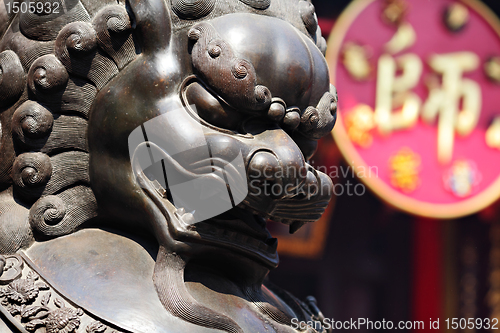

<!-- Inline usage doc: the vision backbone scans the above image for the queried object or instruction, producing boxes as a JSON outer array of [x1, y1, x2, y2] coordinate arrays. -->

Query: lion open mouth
[[131, 135, 331, 268]]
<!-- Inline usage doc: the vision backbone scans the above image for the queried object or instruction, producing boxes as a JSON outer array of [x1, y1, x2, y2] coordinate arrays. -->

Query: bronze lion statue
[[0, 0, 336, 331]]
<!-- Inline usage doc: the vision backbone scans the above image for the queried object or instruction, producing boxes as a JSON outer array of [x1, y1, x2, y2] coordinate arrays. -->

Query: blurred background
[[267, 1, 500, 332]]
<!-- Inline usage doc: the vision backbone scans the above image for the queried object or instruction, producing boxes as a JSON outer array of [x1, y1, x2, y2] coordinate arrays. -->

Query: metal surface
[[0, 0, 336, 331]]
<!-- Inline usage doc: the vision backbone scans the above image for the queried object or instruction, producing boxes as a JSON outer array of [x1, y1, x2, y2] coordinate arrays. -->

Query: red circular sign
[[327, 0, 500, 218]]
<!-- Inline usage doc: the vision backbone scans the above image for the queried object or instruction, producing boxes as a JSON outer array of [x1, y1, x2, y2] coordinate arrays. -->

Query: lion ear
[[127, 0, 172, 54]]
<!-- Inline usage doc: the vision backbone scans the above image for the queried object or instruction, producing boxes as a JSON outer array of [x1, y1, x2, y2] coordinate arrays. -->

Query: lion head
[[0, 0, 335, 331]]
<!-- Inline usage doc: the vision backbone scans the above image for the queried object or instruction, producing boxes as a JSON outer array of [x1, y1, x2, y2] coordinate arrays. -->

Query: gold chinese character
[[422, 52, 481, 164], [375, 53, 422, 134]]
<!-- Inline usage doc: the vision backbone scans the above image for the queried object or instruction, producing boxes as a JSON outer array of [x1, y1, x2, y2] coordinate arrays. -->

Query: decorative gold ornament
[[381, 0, 408, 26], [342, 42, 372, 81], [443, 160, 480, 198], [445, 3, 470, 32], [345, 104, 376, 148], [486, 117, 500, 149], [485, 56, 500, 83], [389, 147, 421, 193], [385, 22, 416, 54]]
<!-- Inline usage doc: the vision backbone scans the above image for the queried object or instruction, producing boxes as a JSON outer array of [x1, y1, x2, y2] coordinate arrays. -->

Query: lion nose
[[247, 149, 308, 198]]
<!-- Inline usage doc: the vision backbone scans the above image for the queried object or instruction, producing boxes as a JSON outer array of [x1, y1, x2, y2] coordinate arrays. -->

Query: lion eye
[[184, 81, 244, 131]]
